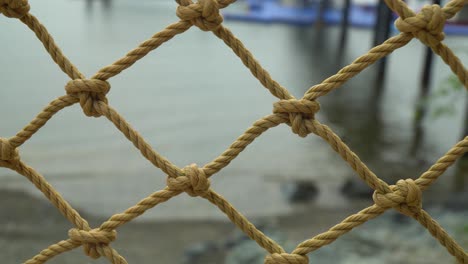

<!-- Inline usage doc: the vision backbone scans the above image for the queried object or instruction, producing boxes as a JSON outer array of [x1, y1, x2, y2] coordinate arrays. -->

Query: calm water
[[0, 0, 467, 221]]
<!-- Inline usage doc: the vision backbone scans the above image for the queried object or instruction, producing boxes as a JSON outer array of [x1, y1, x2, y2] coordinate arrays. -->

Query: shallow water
[[0, 0, 467, 221]]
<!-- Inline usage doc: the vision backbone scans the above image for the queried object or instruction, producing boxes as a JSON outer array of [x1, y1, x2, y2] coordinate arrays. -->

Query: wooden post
[[373, 1, 393, 95], [339, 0, 351, 49], [410, 0, 442, 156], [419, 0, 441, 109], [463, 94, 468, 158]]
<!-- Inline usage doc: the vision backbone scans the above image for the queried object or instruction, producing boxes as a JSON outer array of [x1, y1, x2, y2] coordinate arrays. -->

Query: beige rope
[[65, 79, 111, 117], [273, 99, 321, 137], [414, 209, 468, 263], [167, 163, 211, 197], [213, 25, 294, 100], [416, 136, 468, 191], [9, 96, 79, 148], [19, 13, 85, 80], [264, 253, 309, 264], [292, 204, 386, 255], [303, 33, 413, 100], [92, 21, 192, 81], [68, 228, 118, 259], [176, 0, 224, 31], [373, 178, 422, 216], [0, 137, 19, 161], [0, 0, 29, 18], [203, 189, 285, 254], [24, 239, 81, 264], [0, 0, 467, 263]]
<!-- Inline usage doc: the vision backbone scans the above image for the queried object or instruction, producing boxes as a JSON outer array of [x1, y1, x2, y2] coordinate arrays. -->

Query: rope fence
[[0, 0, 467, 263]]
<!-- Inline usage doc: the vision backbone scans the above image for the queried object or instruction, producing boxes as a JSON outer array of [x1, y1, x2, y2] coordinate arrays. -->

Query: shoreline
[[2, 188, 466, 263]]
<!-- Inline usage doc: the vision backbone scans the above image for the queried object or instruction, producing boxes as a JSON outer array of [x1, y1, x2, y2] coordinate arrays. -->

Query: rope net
[[0, 0, 467, 263]]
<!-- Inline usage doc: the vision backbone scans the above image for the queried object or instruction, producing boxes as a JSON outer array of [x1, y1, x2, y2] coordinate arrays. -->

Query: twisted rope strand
[[306, 119, 391, 194], [292, 204, 386, 255], [95, 101, 182, 178], [92, 21, 192, 81], [94, 245, 128, 264], [414, 210, 468, 263], [8, 161, 90, 230], [25, 239, 80, 264], [19, 14, 85, 80], [303, 33, 413, 100], [203, 114, 286, 177], [9, 96, 78, 148], [100, 187, 181, 231], [0, 0, 467, 263], [416, 136, 468, 191], [203, 189, 285, 254], [214, 25, 294, 100], [442, 0, 468, 19], [430, 42, 468, 90], [384, 0, 468, 91]]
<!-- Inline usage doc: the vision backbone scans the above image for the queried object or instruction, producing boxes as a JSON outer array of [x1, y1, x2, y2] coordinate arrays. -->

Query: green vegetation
[[431, 75, 464, 118]]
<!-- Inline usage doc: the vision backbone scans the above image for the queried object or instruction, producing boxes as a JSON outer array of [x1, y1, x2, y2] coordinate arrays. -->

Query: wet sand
[[3, 188, 466, 263], [2, 188, 374, 263]]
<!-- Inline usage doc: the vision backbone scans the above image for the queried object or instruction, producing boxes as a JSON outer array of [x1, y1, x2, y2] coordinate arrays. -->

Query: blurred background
[[0, 0, 467, 263]]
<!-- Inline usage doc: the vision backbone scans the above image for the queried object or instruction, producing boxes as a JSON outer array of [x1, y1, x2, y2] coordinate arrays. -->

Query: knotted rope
[[2, 0, 468, 263], [0, 0, 29, 18], [167, 163, 211, 197], [0, 138, 19, 161], [273, 99, 320, 137], [264, 253, 309, 264], [68, 228, 117, 259], [65, 79, 111, 117], [373, 178, 423, 216], [176, 0, 223, 31], [395, 4, 446, 47]]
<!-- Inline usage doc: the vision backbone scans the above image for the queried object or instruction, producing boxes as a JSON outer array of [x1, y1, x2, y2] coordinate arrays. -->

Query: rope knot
[[68, 228, 117, 259], [0, 138, 19, 161], [0, 0, 30, 18], [264, 253, 309, 264], [176, 0, 223, 31], [395, 4, 446, 47], [373, 178, 422, 216], [273, 99, 320, 138], [167, 163, 210, 197], [65, 79, 110, 117]]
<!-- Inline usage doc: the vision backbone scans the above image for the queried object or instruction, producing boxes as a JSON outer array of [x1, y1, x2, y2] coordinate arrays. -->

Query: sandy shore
[[1, 188, 230, 263], [1, 188, 375, 263], [3, 188, 467, 264]]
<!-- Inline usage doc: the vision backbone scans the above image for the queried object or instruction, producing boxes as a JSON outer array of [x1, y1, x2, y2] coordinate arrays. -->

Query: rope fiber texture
[[1, 0, 467, 263]]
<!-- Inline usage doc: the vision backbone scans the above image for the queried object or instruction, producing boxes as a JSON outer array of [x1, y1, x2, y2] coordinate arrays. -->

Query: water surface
[[0, 0, 466, 221]]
